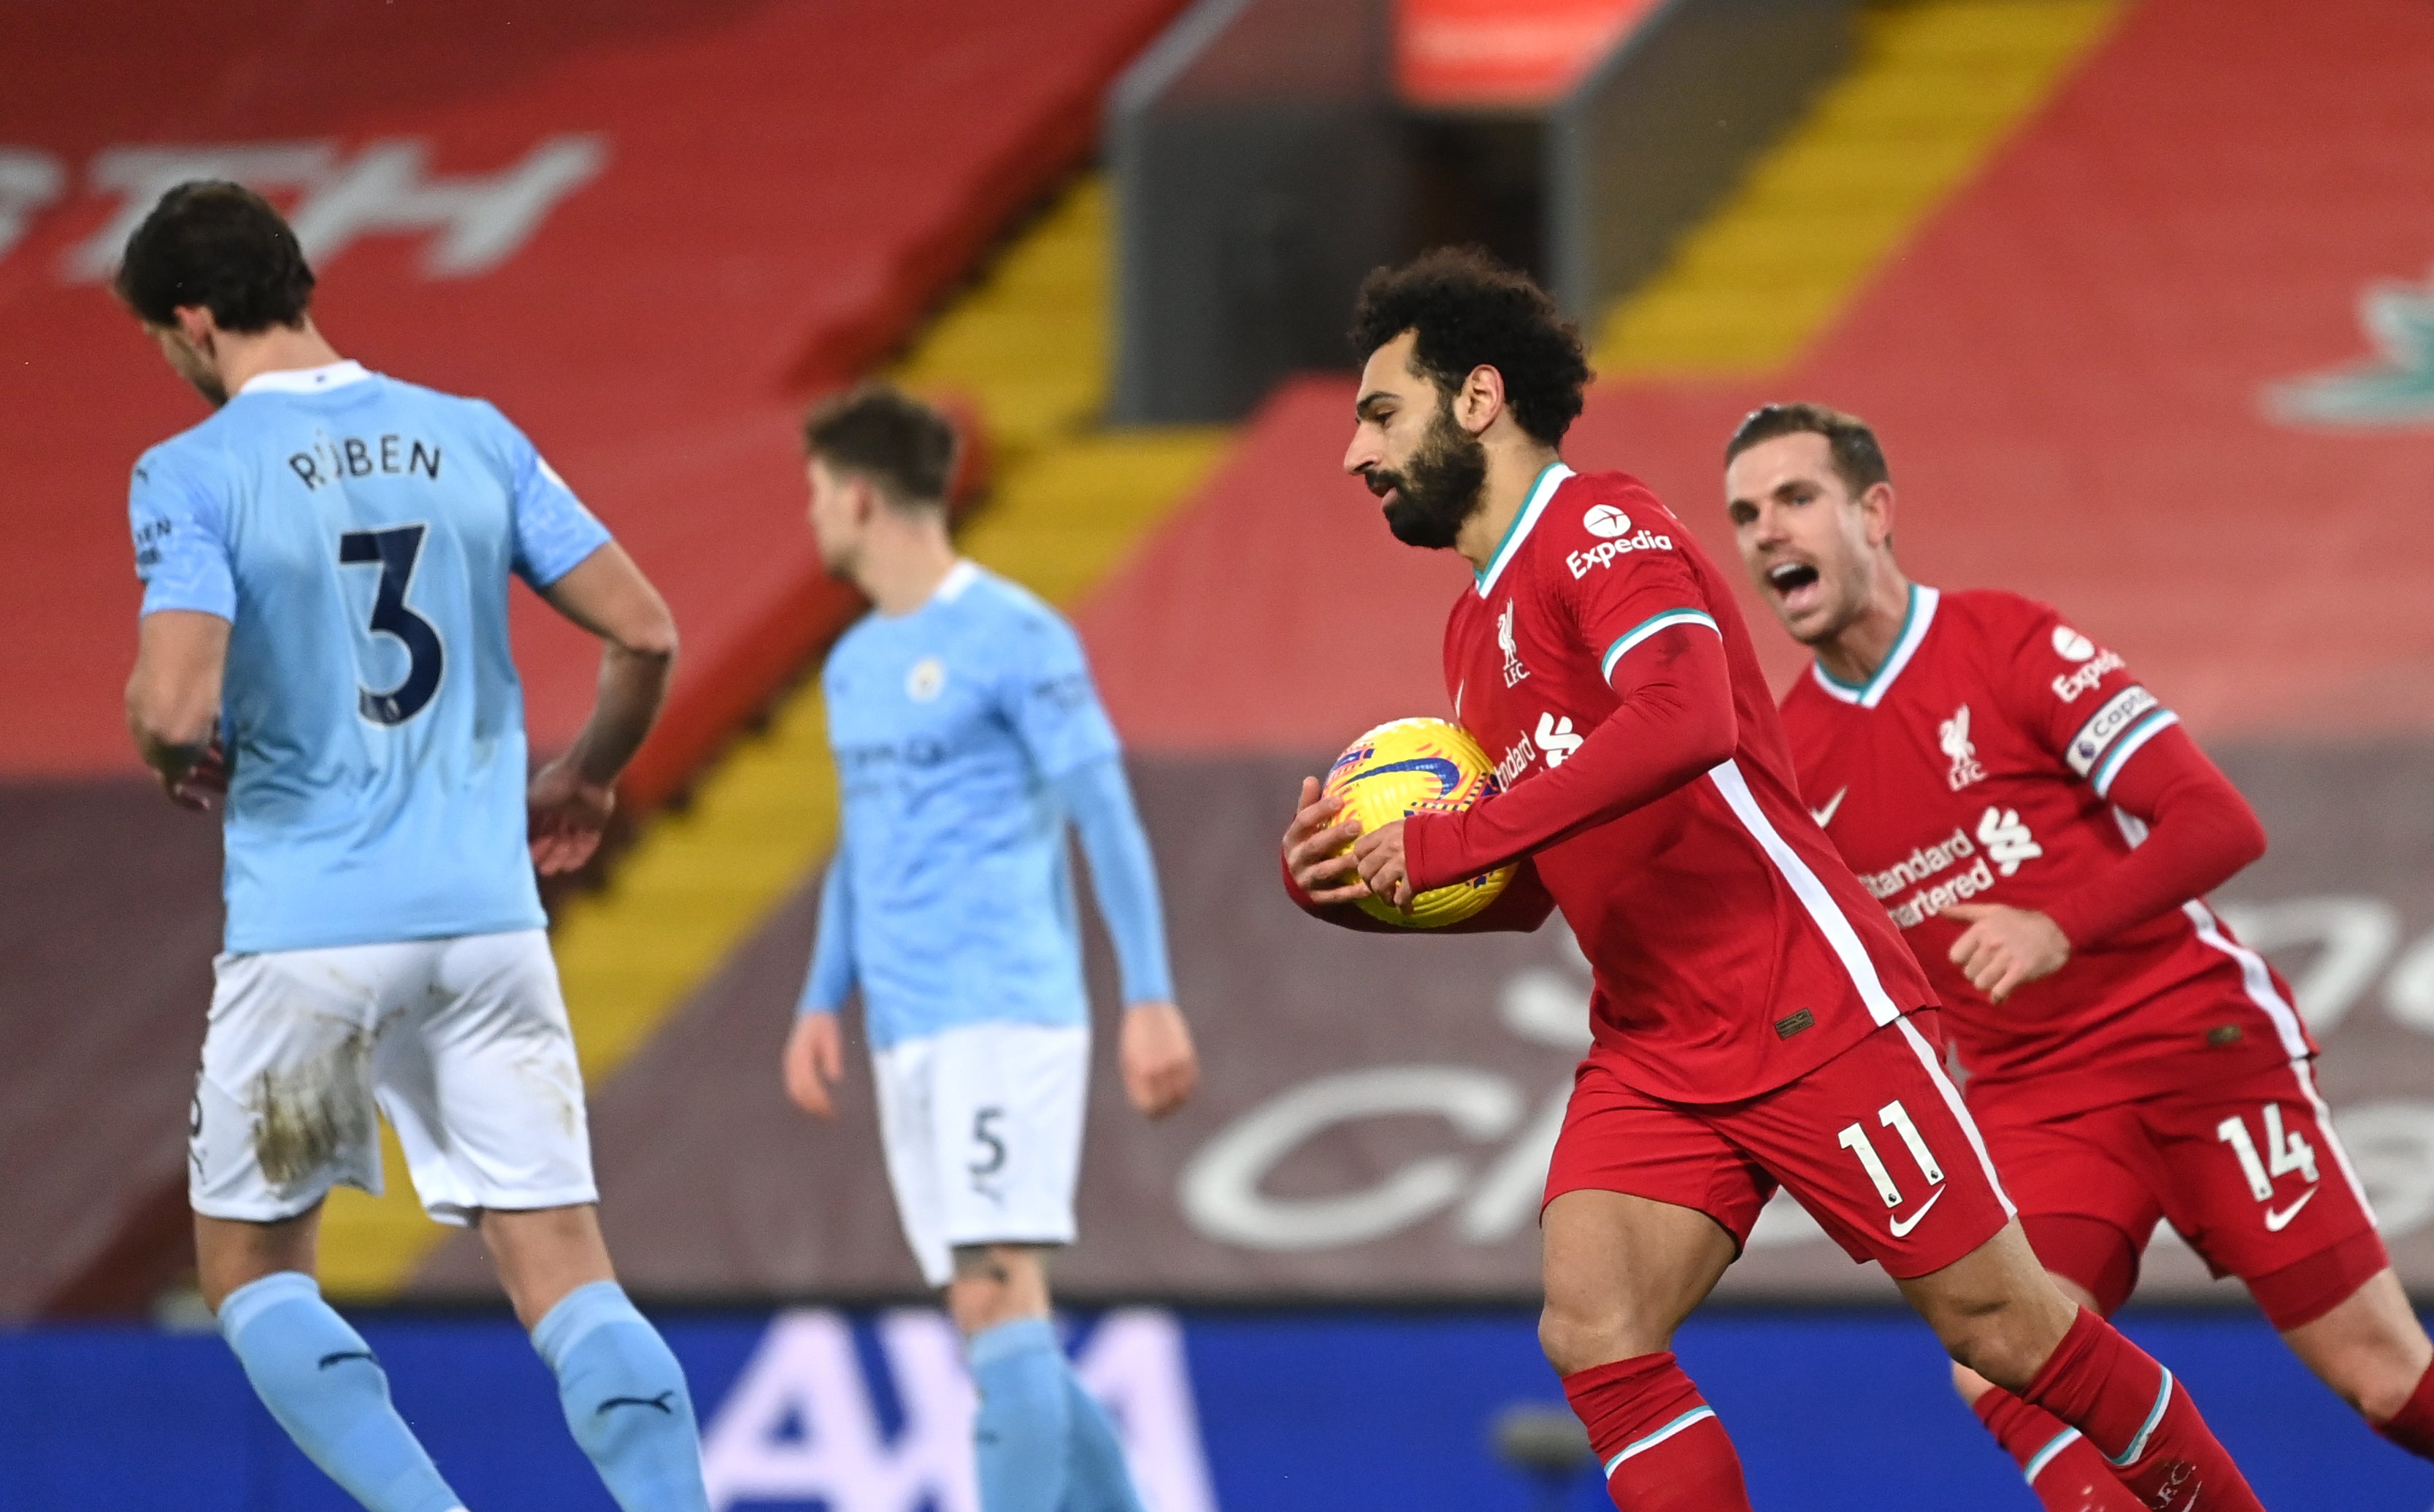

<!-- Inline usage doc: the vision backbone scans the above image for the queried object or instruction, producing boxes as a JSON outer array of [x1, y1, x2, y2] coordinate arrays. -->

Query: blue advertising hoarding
[[4, 1307, 2428, 1509]]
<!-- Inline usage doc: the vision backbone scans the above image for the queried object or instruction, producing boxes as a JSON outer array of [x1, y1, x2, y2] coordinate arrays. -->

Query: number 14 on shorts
[[2217, 1105, 2318, 1205]]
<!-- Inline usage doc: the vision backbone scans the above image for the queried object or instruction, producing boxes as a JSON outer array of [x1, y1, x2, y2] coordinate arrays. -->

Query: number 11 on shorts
[[1839, 1100, 1945, 1208]]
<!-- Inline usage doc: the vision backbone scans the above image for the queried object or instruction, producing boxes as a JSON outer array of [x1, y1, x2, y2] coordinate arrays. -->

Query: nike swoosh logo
[[2264, 1188, 2318, 1232], [1810, 787, 1847, 828], [1889, 1186, 1946, 1237]]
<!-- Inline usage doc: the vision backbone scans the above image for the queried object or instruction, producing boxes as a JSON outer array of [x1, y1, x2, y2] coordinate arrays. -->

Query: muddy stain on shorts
[[251, 1026, 376, 1190], [515, 1035, 586, 1140]]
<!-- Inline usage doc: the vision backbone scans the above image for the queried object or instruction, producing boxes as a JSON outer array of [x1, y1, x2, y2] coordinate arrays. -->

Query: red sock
[[2021, 1309, 2262, 1511], [1562, 1352, 1751, 1511], [1973, 1387, 2143, 1511], [2375, 1358, 2434, 1459]]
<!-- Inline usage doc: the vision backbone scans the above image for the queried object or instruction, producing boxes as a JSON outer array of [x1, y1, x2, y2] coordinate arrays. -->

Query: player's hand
[[783, 1010, 846, 1119], [1352, 819, 1416, 911], [1283, 776, 1369, 903], [166, 740, 229, 813], [1121, 1001, 1199, 1119], [528, 756, 615, 875], [1942, 903, 2070, 1005]]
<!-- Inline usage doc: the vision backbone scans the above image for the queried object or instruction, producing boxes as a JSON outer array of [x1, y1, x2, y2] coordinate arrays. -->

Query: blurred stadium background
[[5, 0, 2434, 1505]]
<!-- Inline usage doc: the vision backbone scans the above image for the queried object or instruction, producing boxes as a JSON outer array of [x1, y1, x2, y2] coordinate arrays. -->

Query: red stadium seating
[[0, 0, 1177, 1317], [1086, 0, 2434, 751], [0, 0, 1178, 790]]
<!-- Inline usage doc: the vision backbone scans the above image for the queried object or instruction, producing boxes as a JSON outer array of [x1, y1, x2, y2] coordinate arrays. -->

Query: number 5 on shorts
[[969, 1107, 1007, 1179], [1838, 1100, 1945, 1208]]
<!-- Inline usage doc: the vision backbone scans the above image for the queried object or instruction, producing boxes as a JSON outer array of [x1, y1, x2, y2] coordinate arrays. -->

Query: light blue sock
[[216, 1271, 463, 1512], [1061, 1369, 1147, 1512], [970, 1318, 1071, 1512], [531, 1281, 710, 1512]]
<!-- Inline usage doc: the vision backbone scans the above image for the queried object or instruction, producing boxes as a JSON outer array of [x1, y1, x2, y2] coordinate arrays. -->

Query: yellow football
[[1321, 717, 1516, 928]]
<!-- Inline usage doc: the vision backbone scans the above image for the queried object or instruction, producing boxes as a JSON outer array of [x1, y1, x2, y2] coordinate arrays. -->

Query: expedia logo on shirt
[[2050, 648, 2125, 702], [1583, 504, 1633, 537], [1566, 529, 1673, 578]]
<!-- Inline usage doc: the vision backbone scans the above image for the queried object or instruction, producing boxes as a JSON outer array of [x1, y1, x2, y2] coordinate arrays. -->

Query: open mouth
[[1767, 560, 1823, 612]]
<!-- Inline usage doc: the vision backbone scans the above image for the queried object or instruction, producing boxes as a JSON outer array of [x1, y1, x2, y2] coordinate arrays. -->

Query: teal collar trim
[[1811, 583, 1940, 708], [1474, 461, 1573, 596]]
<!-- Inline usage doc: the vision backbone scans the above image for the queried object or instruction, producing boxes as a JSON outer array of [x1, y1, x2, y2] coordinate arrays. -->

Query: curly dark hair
[[1724, 402, 1890, 496], [114, 180, 315, 331], [1348, 247, 1591, 446], [802, 383, 959, 511]]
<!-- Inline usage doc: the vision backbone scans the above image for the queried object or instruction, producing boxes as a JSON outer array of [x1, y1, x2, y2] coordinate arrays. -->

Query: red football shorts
[[1975, 1056, 2386, 1329], [1545, 1011, 2014, 1278]]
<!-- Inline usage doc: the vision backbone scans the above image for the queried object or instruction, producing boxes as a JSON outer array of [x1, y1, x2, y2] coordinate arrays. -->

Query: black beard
[[1371, 405, 1489, 549]]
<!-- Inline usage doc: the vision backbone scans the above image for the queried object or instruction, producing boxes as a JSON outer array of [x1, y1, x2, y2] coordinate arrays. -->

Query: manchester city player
[[118, 183, 709, 1512], [780, 386, 1199, 1512]]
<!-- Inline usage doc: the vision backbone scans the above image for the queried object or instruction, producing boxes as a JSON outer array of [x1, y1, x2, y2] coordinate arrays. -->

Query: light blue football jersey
[[128, 361, 610, 954], [818, 561, 1129, 1048]]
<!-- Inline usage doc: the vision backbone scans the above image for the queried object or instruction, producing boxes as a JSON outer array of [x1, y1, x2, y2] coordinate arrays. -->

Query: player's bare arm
[[1349, 820, 1413, 910], [1940, 902, 2070, 1004], [1119, 999, 1197, 1118], [125, 607, 230, 810], [781, 1010, 845, 1118], [1282, 775, 1369, 902], [529, 541, 679, 874]]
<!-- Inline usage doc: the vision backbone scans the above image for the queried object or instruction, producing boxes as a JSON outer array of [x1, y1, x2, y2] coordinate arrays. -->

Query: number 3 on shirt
[[338, 525, 445, 726]]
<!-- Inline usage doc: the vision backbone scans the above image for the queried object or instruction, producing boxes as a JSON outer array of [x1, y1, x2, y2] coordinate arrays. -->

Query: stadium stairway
[[1596, 0, 2122, 377], [341, 177, 1229, 1299]]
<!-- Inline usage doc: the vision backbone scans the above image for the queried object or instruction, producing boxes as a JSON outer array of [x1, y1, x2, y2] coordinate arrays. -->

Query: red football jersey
[[1778, 586, 2316, 1122], [1432, 467, 1937, 1105]]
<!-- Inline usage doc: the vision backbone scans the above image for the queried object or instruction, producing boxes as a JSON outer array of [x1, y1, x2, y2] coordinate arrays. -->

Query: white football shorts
[[188, 929, 597, 1225], [871, 1021, 1089, 1289]]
